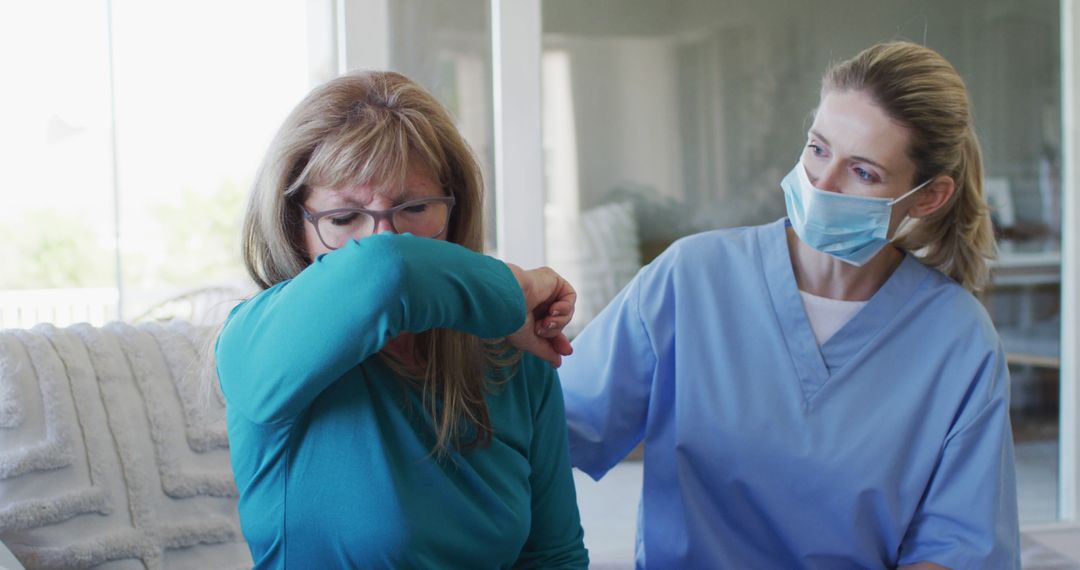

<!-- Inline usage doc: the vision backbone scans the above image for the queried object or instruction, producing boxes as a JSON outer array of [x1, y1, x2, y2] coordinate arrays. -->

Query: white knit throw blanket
[[0, 321, 251, 570]]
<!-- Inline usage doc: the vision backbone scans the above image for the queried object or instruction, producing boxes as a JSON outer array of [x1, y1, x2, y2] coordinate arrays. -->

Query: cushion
[[546, 201, 642, 337], [0, 321, 251, 570]]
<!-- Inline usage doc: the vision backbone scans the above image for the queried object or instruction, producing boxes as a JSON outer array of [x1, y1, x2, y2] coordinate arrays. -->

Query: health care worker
[[559, 41, 1020, 569]]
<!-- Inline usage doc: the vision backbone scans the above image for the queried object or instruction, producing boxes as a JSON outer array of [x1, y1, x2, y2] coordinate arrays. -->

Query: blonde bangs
[[292, 106, 450, 200]]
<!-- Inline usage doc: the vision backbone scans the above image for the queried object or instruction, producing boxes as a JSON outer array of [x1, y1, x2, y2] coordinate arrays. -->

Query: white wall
[[542, 0, 1061, 238]]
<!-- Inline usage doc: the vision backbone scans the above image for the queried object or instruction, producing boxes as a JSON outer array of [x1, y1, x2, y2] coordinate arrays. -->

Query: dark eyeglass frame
[[301, 196, 457, 250]]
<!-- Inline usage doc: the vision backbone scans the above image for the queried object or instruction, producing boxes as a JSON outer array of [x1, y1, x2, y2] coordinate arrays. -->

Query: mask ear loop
[[888, 176, 935, 205], [888, 176, 937, 244]]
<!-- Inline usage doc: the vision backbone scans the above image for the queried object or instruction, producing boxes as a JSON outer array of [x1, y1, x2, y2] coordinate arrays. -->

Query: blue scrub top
[[560, 219, 1019, 569]]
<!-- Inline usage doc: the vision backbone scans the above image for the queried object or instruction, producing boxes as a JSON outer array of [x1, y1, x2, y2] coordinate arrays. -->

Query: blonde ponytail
[[894, 130, 994, 291], [826, 42, 996, 291]]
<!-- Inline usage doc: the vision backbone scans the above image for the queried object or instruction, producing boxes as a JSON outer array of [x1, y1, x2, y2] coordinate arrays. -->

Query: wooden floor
[[1024, 526, 1080, 569]]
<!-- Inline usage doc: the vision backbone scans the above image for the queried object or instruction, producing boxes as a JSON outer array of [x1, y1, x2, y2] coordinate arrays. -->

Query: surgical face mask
[[781, 160, 931, 267]]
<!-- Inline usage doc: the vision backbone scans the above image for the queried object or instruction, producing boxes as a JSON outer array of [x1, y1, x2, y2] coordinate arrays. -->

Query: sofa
[[0, 321, 252, 569]]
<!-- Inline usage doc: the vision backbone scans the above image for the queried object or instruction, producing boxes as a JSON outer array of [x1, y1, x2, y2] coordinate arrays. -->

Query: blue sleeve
[[898, 344, 1020, 569], [215, 233, 525, 424], [559, 269, 658, 480], [515, 359, 589, 569]]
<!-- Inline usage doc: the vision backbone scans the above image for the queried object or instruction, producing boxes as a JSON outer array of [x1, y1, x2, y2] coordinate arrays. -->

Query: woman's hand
[[506, 264, 576, 367]]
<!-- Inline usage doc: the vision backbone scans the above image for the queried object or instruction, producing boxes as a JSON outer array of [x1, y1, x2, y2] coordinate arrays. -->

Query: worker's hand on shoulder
[[506, 264, 576, 367]]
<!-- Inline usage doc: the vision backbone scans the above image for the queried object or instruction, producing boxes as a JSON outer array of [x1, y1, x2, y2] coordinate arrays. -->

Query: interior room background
[[1, 0, 1074, 536]]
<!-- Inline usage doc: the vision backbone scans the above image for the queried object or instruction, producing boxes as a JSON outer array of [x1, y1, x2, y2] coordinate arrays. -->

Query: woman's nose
[[810, 162, 844, 193], [371, 217, 397, 235]]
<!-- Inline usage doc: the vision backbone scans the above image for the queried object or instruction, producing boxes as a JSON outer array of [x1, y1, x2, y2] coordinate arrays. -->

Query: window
[[388, 0, 496, 252], [540, 0, 1063, 525], [0, 0, 328, 327]]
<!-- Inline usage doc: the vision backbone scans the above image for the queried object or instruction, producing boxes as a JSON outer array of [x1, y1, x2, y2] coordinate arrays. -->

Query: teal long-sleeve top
[[215, 233, 588, 569]]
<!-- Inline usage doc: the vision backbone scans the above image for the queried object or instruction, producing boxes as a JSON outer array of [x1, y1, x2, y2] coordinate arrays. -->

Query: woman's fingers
[[507, 323, 563, 367], [535, 297, 574, 333], [506, 262, 578, 358], [535, 314, 571, 337], [548, 299, 576, 320], [514, 266, 576, 312], [528, 271, 577, 335], [550, 333, 573, 357], [536, 299, 572, 330], [546, 280, 577, 316]]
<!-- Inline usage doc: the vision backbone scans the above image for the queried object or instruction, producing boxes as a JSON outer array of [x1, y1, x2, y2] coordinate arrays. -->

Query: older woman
[[561, 41, 1019, 568], [215, 71, 588, 568]]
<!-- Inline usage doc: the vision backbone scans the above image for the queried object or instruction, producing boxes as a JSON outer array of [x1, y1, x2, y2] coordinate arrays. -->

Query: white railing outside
[[0, 288, 119, 329]]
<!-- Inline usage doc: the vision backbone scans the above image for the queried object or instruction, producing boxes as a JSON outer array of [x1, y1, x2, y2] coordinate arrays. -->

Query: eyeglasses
[[302, 196, 456, 250]]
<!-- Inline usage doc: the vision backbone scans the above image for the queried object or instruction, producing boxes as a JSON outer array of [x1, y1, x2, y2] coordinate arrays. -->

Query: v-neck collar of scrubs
[[760, 218, 932, 404]]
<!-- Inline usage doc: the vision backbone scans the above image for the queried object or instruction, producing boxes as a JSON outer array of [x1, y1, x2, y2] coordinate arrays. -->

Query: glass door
[[537, 3, 1064, 558]]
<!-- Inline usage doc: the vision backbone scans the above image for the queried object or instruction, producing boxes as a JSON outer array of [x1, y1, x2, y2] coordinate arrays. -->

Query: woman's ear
[[908, 176, 956, 218]]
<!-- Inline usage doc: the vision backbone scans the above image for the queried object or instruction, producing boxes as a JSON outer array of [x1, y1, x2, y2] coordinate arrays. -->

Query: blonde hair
[[241, 70, 516, 454], [823, 41, 995, 291]]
